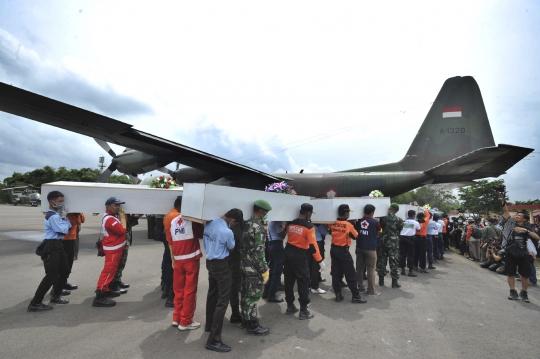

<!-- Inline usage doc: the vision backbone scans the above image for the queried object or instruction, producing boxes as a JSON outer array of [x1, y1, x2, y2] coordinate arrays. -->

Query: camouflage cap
[[254, 199, 272, 211], [390, 203, 399, 211]]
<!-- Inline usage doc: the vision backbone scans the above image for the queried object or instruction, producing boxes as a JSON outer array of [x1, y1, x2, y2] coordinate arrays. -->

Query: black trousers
[[399, 236, 415, 269], [443, 232, 449, 249], [161, 233, 173, 286], [330, 245, 360, 295], [432, 235, 440, 259], [62, 240, 75, 273], [229, 250, 241, 313], [284, 244, 311, 307], [32, 241, 69, 304], [205, 259, 231, 344], [265, 240, 284, 294], [414, 236, 427, 270], [307, 247, 321, 290]]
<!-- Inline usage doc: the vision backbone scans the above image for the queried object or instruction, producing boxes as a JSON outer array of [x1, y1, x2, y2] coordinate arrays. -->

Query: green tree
[[458, 179, 507, 217], [1, 166, 135, 203], [391, 186, 459, 214]]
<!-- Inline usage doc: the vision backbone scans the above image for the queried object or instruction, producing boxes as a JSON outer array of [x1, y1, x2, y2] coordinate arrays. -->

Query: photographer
[[480, 218, 502, 265], [496, 190, 540, 303], [481, 239, 503, 270], [450, 215, 465, 249]]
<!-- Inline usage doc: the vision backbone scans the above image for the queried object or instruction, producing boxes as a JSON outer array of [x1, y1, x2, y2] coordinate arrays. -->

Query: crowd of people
[[26, 189, 540, 353]]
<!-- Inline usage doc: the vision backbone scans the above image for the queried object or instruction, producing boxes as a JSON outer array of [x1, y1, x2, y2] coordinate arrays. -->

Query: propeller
[[94, 138, 139, 184], [157, 162, 180, 178]]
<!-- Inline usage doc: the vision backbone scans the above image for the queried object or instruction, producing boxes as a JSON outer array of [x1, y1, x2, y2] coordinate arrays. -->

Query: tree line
[[0, 166, 132, 204]]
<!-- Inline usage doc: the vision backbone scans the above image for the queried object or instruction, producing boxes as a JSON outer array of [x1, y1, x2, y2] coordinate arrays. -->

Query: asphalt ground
[[0, 205, 539, 359]]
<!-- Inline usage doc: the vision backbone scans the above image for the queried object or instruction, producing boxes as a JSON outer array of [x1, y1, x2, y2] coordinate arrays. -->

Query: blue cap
[[105, 197, 125, 205]]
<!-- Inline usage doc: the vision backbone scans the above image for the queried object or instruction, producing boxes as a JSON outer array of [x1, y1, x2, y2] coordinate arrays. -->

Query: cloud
[[0, 28, 152, 118], [173, 121, 335, 174]]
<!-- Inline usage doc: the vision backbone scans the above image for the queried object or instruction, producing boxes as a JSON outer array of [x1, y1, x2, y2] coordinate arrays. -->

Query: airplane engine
[[172, 167, 215, 184]]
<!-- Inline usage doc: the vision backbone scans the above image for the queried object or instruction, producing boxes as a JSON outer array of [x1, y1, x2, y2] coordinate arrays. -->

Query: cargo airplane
[[0, 76, 533, 198]]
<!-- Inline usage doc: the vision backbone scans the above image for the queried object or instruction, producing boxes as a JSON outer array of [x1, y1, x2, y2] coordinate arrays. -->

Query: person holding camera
[[481, 239, 503, 270], [496, 191, 539, 303], [465, 218, 483, 261], [480, 218, 501, 265]]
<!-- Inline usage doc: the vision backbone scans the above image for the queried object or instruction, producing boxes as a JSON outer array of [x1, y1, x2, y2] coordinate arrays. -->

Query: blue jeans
[[265, 240, 284, 294], [426, 235, 434, 265], [530, 262, 537, 284]]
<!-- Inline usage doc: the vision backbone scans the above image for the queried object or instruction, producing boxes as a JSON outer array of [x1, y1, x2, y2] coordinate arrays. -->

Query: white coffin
[[41, 182, 183, 215], [396, 204, 422, 220], [182, 183, 311, 222], [310, 197, 391, 222]]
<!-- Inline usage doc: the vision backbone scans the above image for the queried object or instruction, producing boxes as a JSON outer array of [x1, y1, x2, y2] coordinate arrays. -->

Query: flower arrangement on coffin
[[410, 201, 419, 206], [265, 181, 297, 195], [423, 204, 431, 210], [369, 190, 384, 198], [149, 176, 178, 189]]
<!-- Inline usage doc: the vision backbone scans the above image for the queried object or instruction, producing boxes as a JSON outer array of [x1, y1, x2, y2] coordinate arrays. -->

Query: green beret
[[254, 199, 272, 211], [390, 203, 399, 211]]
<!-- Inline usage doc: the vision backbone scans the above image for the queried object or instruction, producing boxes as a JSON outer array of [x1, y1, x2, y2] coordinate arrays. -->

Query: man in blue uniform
[[28, 191, 72, 312]]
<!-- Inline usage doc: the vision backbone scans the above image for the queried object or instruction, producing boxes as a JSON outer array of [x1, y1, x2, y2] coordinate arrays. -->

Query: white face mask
[[228, 220, 235, 229]]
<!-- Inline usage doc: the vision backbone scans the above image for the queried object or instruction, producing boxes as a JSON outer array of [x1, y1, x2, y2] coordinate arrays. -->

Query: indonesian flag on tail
[[442, 106, 462, 118]]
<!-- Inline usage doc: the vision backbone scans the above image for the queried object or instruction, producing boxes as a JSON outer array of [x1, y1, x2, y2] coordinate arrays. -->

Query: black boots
[[267, 293, 284, 303], [392, 279, 401, 288], [28, 302, 53, 312], [335, 293, 344, 302], [401, 268, 406, 275], [298, 306, 314, 320], [105, 290, 121, 297], [262, 288, 269, 299], [408, 269, 417, 277], [165, 290, 175, 307], [286, 304, 299, 315], [93, 290, 116, 307], [109, 282, 128, 294], [246, 321, 270, 336], [351, 294, 367, 303], [229, 311, 242, 323], [379, 276, 385, 286], [428, 264, 436, 270], [50, 294, 69, 304], [162, 283, 171, 299]]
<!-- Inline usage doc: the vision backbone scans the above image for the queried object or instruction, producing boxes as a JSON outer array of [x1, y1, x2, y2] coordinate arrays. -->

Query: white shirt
[[401, 218, 421, 236]]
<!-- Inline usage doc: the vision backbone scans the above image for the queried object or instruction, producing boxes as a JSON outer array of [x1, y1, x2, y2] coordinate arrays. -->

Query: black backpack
[[472, 225, 483, 239]]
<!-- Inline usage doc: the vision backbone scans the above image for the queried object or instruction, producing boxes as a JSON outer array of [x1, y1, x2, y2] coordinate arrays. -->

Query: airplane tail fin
[[341, 76, 496, 172]]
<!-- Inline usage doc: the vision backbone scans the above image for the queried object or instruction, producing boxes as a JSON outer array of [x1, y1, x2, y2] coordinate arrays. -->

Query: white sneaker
[[171, 321, 179, 327], [310, 288, 326, 294], [178, 321, 201, 331]]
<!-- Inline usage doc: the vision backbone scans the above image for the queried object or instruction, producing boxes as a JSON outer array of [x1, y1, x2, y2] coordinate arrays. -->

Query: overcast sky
[[0, 1, 539, 200]]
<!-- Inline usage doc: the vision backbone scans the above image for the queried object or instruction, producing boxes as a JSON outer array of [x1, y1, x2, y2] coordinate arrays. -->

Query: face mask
[[458, 220, 463, 224], [262, 214, 269, 221], [52, 201, 64, 212], [484, 223, 489, 226], [228, 220, 235, 229]]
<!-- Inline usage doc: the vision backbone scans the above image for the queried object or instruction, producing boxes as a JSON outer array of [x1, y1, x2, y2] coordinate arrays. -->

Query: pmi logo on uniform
[[175, 228, 186, 235], [359, 220, 369, 236]]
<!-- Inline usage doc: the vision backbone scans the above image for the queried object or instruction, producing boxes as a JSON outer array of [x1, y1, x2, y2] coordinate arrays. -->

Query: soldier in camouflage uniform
[[110, 214, 138, 294], [240, 200, 271, 336], [377, 203, 404, 288]]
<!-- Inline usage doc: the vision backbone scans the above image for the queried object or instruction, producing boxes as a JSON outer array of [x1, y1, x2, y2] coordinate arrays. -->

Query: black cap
[[105, 197, 125, 205], [338, 204, 353, 215], [301, 203, 315, 213]]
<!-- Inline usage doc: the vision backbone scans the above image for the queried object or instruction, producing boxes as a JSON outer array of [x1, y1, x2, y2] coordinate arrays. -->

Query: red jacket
[[168, 214, 204, 263], [102, 211, 127, 252]]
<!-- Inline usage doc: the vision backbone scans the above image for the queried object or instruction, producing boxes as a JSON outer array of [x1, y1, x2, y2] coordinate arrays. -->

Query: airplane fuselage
[[271, 171, 431, 198]]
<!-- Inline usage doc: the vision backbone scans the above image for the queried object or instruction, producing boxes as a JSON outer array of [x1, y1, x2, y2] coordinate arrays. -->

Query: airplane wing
[[0, 82, 282, 182], [424, 144, 533, 183]]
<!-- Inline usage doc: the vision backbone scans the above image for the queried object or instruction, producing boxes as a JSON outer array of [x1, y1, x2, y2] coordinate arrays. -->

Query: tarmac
[[0, 205, 539, 359]]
